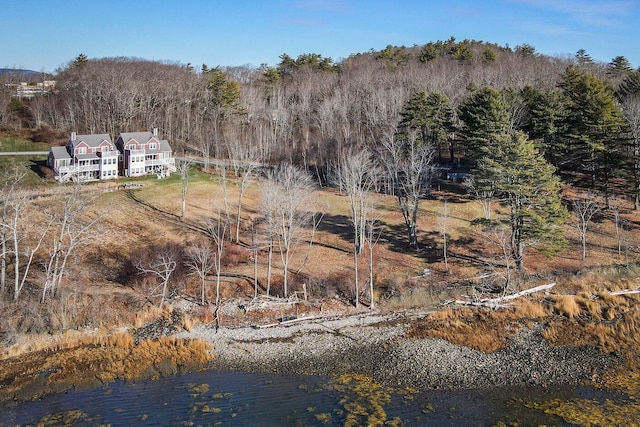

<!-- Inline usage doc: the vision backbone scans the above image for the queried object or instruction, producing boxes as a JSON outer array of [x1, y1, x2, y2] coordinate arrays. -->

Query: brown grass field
[[5, 163, 640, 337], [89, 167, 640, 304]]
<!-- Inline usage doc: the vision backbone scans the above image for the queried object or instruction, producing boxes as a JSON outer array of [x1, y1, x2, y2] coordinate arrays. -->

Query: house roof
[[118, 131, 154, 144], [117, 131, 171, 151], [160, 140, 171, 152], [50, 146, 71, 160], [71, 133, 113, 148]]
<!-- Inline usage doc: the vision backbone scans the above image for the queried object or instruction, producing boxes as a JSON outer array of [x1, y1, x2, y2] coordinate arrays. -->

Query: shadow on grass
[[124, 189, 212, 239], [314, 212, 449, 263]]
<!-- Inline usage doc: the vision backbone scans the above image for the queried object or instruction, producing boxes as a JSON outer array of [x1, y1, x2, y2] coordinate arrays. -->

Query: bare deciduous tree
[[176, 159, 192, 218], [229, 154, 257, 243], [331, 148, 380, 307], [206, 214, 227, 308], [42, 185, 102, 302], [217, 165, 233, 232], [261, 164, 315, 297], [205, 213, 227, 330], [573, 196, 602, 261], [441, 198, 450, 273], [136, 245, 180, 308], [467, 177, 496, 220], [620, 217, 637, 268], [609, 196, 625, 258], [0, 168, 26, 294], [364, 213, 382, 308], [185, 238, 215, 305], [383, 131, 436, 247], [477, 225, 515, 295], [1, 170, 52, 300], [621, 95, 640, 209]]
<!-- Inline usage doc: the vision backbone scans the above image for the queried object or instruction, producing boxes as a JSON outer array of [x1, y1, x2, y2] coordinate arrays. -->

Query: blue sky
[[2, 0, 639, 73]]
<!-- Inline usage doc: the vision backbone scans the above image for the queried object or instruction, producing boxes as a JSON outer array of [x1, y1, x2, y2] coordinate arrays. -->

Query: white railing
[[57, 165, 74, 174], [163, 158, 177, 172], [57, 164, 99, 174]]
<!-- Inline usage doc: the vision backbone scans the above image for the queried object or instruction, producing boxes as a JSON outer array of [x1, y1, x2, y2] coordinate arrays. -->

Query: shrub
[[223, 242, 250, 266], [553, 295, 581, 319], [30, 125, 61, 143], [514, 298, 549, 318]]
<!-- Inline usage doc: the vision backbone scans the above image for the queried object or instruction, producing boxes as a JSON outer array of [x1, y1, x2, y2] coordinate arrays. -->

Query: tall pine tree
[[475, 132, 567, 269], [458, 86, 511, 166], [559, 66, 627, 198], [521, 87, 568, 167], [398, 91, 454, 162]]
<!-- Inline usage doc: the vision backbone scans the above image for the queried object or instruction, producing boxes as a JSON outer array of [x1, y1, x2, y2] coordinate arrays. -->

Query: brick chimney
[[71, 131, 76, 141], [152, 127, 158, 137]]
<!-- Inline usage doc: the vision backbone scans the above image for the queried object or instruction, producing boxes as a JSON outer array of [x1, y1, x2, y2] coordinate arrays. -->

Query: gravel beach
[[175, 310, 617, 390]]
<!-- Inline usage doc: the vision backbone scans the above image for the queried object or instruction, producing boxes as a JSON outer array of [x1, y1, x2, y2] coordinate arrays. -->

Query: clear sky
[[2, 0, 639, 73]]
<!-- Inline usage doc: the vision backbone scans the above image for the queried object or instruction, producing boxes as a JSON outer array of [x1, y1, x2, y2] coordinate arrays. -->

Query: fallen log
[[610, 287, 640, 296], [253, 315, 317, 329], [450, 300, 514, 309], [451, 282, 556, 308]]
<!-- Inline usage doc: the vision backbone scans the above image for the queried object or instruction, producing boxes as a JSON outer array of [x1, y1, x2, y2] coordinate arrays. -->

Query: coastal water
[[0, 369, 618, 426]]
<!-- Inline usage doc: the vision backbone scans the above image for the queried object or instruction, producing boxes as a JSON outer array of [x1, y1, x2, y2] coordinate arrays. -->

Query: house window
[[77, 147, 86, 154], [149, 143, 157, 150]]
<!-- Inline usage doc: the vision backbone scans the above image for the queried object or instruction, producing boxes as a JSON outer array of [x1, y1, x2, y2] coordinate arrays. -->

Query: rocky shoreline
[[175, 310, 618, 391]]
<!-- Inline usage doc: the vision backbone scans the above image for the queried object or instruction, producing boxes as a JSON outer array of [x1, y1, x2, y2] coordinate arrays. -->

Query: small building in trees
[[48, 132, 119, 182], [115, 128, 176, 178]]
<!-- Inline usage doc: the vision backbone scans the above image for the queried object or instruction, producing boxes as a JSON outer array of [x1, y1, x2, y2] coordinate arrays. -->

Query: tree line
[[2, 40, 637, 190]]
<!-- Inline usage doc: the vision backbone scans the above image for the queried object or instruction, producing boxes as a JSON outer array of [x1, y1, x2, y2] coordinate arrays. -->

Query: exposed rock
[[175, 312, 617, 390]]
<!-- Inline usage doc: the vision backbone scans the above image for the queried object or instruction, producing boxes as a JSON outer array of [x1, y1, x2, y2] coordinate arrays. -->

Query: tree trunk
[[266, 238, 273, 297], [368, 240, 375, 309], [0, 232, 6, 294], [353, 242, 359, 308]]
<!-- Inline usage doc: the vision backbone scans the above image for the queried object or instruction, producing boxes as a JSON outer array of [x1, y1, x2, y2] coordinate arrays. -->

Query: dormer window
[[149, 142, 157, 150], [77, 146, 86, 154]]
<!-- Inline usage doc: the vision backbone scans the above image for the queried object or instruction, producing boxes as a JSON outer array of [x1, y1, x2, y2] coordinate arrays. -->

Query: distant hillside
[[0, 68, 42, 78]]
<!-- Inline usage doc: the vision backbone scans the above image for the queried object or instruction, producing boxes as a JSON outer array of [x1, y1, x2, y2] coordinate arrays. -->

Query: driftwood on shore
[[243, 294, 303, 311], [610, 286, 640, 296], [448, 283, 557, 309], [254, 315, 317, 329]]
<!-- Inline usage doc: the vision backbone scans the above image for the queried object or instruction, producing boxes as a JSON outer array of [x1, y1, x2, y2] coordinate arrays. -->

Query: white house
[[115, 128, 176, 178], [48, 132, 118, 182]]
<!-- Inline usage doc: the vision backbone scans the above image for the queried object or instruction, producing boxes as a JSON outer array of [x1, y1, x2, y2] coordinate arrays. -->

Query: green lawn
[[0, 135, 50, 152], [0, 155, 51, 186]]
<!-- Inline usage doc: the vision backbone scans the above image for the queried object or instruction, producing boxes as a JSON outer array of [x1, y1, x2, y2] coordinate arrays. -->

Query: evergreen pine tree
[[521, 87, 568, 167], [398, 91, 454, 162], [475, 132, 567, 269], [608, 56, 633, 76], [559, 66, 627, 196], [458, 86, 511, 166], [618, 71, 640, 99]]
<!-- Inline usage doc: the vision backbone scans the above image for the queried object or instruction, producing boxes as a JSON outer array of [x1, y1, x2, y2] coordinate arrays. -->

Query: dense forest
[[2, 39, 639, 197]]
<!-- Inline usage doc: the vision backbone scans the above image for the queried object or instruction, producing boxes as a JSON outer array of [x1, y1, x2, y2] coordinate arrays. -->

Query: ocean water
[[0, 369, 614, 426]]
